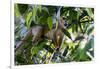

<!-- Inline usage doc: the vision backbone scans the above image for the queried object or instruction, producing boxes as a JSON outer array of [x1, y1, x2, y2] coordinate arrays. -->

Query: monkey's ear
[[62, 16, 67, 20]]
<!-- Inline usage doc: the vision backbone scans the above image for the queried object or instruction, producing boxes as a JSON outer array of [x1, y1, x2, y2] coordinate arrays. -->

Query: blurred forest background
[[14, 3, 94, 65]]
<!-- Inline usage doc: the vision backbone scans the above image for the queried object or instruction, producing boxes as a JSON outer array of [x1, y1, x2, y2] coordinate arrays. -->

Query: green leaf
[[85, 37, 94, 51], [86, 8, 94, 19], [32, 6, 37, 22], [31, 40, 50, 60], [87, 26, 94, 35], [63, 46, 68, 56], [38, 5, 42, 13], [78, 23, 84, 33], [74, 36, 85, 42], [17, 4, 28, 15], [47, 17, 53, 30], [38, 16, 48, 24], [14, 4, 20, 17], [42, 7, 49, 14], [62, 28, 72, 40], [25, 12, 32, 29], [77, 36, 94, 60]]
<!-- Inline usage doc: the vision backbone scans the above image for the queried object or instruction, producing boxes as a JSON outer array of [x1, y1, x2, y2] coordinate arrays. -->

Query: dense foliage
[[14, 4, 94, 65]]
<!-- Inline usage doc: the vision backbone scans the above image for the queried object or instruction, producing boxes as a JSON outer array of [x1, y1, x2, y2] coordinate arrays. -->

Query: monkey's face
[[59, 16, 68, 29]]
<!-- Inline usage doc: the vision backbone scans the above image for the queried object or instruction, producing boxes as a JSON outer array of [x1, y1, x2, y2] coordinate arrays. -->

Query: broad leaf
[[86, 8, 94, 19], [62, 28, 72, 40], [87, 26, 94, 35], [14, 4, 20, 17], [32, 7, 37, 22], [38, 5, 42, 13], [25, 12, 32, 29], [47, 17, 53, 30]]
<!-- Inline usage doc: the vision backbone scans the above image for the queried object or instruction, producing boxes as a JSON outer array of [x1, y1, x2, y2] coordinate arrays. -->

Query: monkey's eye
[[64, 21, 68, 26], [64, 23, 67, 26], [64, 22, 68, 28]]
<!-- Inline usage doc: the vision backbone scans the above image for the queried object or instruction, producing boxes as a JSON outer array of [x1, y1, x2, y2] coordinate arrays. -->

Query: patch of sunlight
[[86, 51, 93, 59], [39, 50, 46, 57], [46, 42, 50, 45], [80, 39, 87, 49], [47, 52, 51, 57]]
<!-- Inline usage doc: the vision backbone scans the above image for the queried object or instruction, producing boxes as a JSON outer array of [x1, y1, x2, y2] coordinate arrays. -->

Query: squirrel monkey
[[15, 16, 68, 52], [44, 16, 68, 50], [53, 16, 68, 50], [15, 6, 68, 52]]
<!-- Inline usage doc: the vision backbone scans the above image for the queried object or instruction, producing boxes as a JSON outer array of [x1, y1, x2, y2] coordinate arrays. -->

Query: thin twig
[[48, 51, 55, 63]]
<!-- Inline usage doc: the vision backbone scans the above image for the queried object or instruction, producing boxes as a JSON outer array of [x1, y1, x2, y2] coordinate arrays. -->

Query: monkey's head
[[59, 16, 68, 29]]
